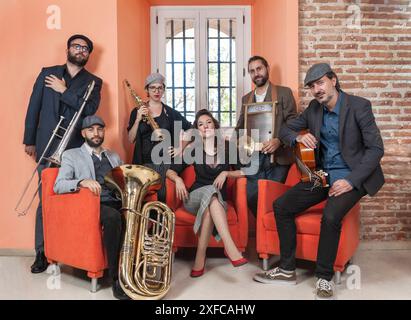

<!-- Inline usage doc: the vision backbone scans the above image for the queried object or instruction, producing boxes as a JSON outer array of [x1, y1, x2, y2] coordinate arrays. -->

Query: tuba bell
[[104, 165, 175, 300]]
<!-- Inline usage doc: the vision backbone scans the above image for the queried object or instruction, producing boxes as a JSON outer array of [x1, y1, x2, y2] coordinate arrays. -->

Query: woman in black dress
[[127, 73, 191, 201], [167, 109, 248, 277]]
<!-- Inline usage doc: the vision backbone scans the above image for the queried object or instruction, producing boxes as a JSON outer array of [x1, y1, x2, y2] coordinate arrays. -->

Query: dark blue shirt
[[320, 92, 352, 186]]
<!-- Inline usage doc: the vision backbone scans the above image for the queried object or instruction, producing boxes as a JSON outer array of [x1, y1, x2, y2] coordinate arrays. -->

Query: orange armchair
[[41, 168, 106, 292], [166, 166, 249, 253], [256, 164, 360, 283]]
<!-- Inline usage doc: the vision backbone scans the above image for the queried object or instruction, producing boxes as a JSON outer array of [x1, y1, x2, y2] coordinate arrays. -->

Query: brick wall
[[298, 0, 411, 240]]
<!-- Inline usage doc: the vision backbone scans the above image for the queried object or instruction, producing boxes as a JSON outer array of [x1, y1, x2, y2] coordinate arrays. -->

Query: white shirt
[[254, 84, 269, 103], [83, 142, 107, 161]]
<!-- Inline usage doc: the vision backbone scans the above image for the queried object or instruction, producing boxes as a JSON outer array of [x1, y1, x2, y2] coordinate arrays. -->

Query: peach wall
[[253, 0, 299, 99], [117, 0, 151, 163], [0, 0, 118, 250], [149, 0, 255, 5], [1, 0, 298, 250]]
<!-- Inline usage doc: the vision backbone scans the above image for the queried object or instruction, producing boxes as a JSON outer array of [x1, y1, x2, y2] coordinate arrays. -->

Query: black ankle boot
[[112, 280, 131, 300], [30, 251, 49, 273]]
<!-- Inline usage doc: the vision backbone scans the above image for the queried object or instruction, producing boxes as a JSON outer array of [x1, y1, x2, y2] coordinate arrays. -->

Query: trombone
[[15, 80, 96, 216]]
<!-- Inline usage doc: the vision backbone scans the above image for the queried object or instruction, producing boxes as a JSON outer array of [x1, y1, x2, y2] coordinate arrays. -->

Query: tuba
[[104, 165, 175, 300]]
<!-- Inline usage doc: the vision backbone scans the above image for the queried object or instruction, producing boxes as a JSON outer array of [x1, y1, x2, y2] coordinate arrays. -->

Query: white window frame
[[151, 6, 252, 126]]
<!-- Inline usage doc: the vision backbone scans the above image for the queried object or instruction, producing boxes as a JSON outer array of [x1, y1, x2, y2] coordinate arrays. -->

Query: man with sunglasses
[[23, 34, 102, 274]]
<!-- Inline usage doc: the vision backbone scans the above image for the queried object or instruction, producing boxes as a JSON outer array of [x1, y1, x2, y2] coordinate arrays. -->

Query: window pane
[[208, 39, 218, 62], [186, 89, 195, 112], [186, 63, 195, 87], [166, 89, 173, 107], [211, 112, 220, 123], [173, 20, 183, 37], [166, 63, 173, 87], [231, 39, 236, 61], [220, 112, 230, 127], [186, 39, 195, 62], [185, 27, 195, 38], [174, 89, 184, 112], [174, 39, 184, 62], [220, 63, 230, 87], [208, 63, 218, 87], [208, 88, 219, 112], [166, 40, 172, 62], [174, 63, 184, 87], [220, 39, 231, 62], [232, 63, 236, 87], [208, 20, 219, 37]]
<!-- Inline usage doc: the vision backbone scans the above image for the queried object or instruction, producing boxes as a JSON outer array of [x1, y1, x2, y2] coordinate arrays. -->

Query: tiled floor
[[1, 243, 410, 300]]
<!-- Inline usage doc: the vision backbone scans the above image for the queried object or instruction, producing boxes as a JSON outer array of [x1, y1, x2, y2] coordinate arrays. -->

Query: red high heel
[[224, 250, 248, 267], [229, 257, 248, 267], [190, 259, 206, 278]]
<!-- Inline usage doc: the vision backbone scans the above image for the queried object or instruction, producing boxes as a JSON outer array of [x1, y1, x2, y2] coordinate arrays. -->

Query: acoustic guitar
[[295, 141, 329, 189]]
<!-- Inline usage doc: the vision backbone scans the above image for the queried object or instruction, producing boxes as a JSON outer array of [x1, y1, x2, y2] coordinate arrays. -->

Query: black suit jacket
[[236, 82, 297, 165], [23, 65, 102, 162], [279, 91, 385, 196]]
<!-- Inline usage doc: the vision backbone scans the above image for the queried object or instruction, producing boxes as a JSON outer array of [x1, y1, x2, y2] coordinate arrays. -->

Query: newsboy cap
[[82, 115, 105, 129], [67, 34, 94, 53], [144, 73, 166, 88], [304, 63, 333, 87]]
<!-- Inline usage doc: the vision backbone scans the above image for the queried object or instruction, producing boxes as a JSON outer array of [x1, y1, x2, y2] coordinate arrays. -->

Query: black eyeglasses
[[70, 43, 90, 53], [148, 86, 164, 92]]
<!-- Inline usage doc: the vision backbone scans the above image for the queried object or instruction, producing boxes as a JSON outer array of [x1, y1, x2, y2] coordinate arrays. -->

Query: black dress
[[127, 103, 191, 201], [127, 103, 192, 165]]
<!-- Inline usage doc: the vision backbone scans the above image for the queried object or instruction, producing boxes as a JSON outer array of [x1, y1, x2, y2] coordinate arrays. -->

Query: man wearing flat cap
[[23, 34, 103, 273], [254, 63, 384, 299], [54, 115, 129, 299]]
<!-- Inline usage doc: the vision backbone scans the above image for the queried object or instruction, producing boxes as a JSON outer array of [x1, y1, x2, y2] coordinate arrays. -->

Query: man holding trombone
[[22, 34, 102, 273]]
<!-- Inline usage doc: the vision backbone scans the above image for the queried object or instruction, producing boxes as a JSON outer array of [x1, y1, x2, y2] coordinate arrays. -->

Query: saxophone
[[125, 79, 164, 141], [104, 165, 175, 300]]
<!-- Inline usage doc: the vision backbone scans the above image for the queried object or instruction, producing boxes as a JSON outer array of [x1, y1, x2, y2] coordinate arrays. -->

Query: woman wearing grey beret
[[127, 73, 192, 201]]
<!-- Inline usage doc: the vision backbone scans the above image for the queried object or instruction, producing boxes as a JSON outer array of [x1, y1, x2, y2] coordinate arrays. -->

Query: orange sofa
[[41, 168, 106, 292], [166, 165, 249, 253], [256, 164, 360, 283]]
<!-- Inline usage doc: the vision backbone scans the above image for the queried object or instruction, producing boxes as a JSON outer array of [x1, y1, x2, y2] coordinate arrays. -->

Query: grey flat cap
[[304, 63, 332, 86], [145, 73, 166, 88], [82, 115, 105, 129]]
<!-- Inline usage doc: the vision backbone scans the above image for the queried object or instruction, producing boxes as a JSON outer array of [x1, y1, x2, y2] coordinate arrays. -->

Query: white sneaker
[[315, 278, 335, 300], [253, 267, 297, 285]]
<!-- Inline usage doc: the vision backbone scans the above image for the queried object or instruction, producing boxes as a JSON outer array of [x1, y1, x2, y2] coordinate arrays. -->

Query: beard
[[252, 74, 269, 87], [67, 51, 88, 67], [315, 91, 333, 105], [85, 136, 104, 148]]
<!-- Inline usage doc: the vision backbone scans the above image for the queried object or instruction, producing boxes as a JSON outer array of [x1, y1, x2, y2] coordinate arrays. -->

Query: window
[[152, 6, 251, 127]]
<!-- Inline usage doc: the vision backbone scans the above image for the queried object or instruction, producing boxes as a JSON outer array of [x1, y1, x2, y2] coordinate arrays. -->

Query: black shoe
[[31, 251, 49, 274], [112, 280, 131, 300]]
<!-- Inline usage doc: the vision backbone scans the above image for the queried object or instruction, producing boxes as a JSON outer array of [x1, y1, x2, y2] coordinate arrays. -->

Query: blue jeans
[[246, 155, 290, 215]]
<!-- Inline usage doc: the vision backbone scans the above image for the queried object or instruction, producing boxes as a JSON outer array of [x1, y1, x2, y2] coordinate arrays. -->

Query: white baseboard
[[0, 249, 35, 256], [1, 241, 410, 257], [359, 241, 411, 250]]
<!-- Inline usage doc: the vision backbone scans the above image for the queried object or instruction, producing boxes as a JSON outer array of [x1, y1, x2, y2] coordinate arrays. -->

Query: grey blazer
[[54, 144, 123, 194]]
